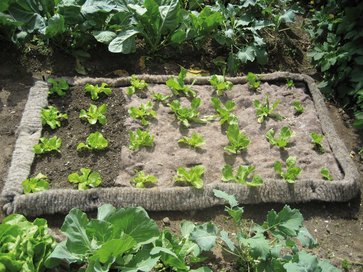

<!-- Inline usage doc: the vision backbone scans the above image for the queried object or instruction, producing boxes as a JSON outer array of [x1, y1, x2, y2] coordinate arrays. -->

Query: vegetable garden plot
[[1, 72, 360, 216]]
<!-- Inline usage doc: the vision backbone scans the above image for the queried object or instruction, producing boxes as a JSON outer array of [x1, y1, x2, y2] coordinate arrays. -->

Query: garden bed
[[1, 72, 360, 216]]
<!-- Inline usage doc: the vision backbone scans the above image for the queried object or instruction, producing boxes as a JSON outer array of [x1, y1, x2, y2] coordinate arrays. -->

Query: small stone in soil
[[162, 217, 170, 226]]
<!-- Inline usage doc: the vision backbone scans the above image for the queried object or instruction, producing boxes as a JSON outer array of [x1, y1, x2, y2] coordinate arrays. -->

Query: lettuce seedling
[[211, 97, 238, 125], [77, 132, 108, 151], [178, 132, 205, 149], [169, 98, 206, 127], [22, 173, 49, 194], [131, 171, 158, 188], [224, 124, 251, 154], [293, 101, 304, 115], [246, 72, 261, 91], [310, 132, 325, 153], [274, 156, 302, 183], [266, 126, 294, 148], [41, 106, 68, 129], [253, 96, 283, 123], [79, 104, 107, 125], [287, 79, 295, 88], [127, 75, 148, 95], [33, 136, 62, 154], [68, 168, 102, 190], [320, 167, 333, 181], [209, 75, 233, 96], [151, 92, 171, 104], [129, 129, 154, 151], [166, 67, 196, 97], [174, 165, 205, 189], [85, 82, 112, 100], [128, 101, 157, 126], [222, 164, 263, 187], [48, 78, 69, 96]]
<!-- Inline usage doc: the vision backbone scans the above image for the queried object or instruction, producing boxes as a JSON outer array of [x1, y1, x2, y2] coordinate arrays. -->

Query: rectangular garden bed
[[1, 72, 360, 216]]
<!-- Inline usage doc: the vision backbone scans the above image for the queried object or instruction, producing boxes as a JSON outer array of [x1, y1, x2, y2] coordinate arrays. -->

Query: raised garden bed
[[1, 72, 360, 216]]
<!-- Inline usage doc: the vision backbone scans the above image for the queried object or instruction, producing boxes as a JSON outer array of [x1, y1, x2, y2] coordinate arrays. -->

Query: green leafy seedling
[[253, 96, 283, 123], [127, 75, 148, 95], [33, 136, 62, 154], [174, 165, 205, 189], [247, 72, 261, 91], [79, 104, 107, 125], [266, 126, 294, 148], [169, 98, 207, 127], [85, 82, 112, 100], [41, 106, 68, 129], [68, 168, 102, 190], [287, 79, 295, 88], [211, 97, 238, 125], [293, 101, 304, 115], [178, 132, 205, 149], [274, 156, 302, 183], [129, 129, 154, 151], [320, 167, 333, 181], [131, 171, 158, 188], [166, 67, 196, 97], [128, 101, 157, 126], [310, 132, 325, 153], [22, 173, 49, 194], [222, 164, 263, 187], [152, 92, 171, 104], [77, 132, 108, 151], [48, 78, 69, 96], [209, 75, 233, 96], [224, 124, 251, 154]]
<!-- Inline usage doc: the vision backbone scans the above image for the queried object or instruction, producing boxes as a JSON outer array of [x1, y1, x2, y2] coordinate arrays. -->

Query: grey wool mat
[[1, 72, 360, 216]]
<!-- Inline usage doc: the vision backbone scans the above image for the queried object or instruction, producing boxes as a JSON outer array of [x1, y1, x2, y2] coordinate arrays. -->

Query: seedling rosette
[[68, 168, 102, 190], [33, 136, 62, 154], [152, 92, 171, 104], [41, 106, 68, 129], [209, 75, 233, 96], [166, 68, 196, 97], [48, 78, 69, 96], [79, 104, 107, 125], [22, 173, 49, 194], [254, 96, 283, 123], [224, 124, 251, 154], [178, 132, 205, 149], [129, 129, 154, 151], [174, 165, 205, 189], [211, 97, 238, 125], [128, 101, 157, 126], [246, 72, 261, 91], [293, 101, 304, 115], [131, 171, 158, 188], [274, 156, 302, 183], [266, 126, 294, 148], [85, 82, 112, 100], [222, 164, 263, 187], [320, 167, 333, 181], [310, 132, 325, 153], [169, 98, 207, 127], [77, 132, 108, 151], [127, 75, 148, 95]]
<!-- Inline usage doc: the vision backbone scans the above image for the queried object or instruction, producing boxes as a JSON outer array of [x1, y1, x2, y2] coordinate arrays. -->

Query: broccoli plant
[[68, 168, 102, 190], [287, 79, 295, 88], [166, 67, 196, 97], [222, 164, 263, 187], [274, 156, 302, 183], [266, 126, 294, 148], [151, 92, 171, 104], [131, 171, 158, 188], [33, 136, 62, 154], [169, 98, 206, 127], [79, 104, 107, 125], [246, 72, 261, 91], [320, 167, 333, 181], [224, 124, 251, 154], [174, 165, 205, 189], [127, 75, 148, 95], [178, 132, 205, 149], [129, 129, 154, 151], [211, 97, 238, 125], [209, 75, 233, 96], [77, 132, 108, 151], [41, 106, 68, 129], [48, 78, 69, 96], [85, 82, 112, 100], [22, 173, 49, 194], [293, 101, 304, 115], [253, 96, 283, 123], [128, 101, 157, 126], [310, 132, 325, 153]]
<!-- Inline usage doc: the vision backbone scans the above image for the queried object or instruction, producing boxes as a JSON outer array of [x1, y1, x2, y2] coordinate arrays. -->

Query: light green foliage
[[253, 96, 283, 123], [85, 82, 112, 100], [166, 68, 196, 97], [287, 79, 295, 88], [41, 106, 68, 129], [0, 214, 55, 272], [77, 131, 108, 151], [246, 72, 261, 90], [169, 98, 206, 127], [79, 104, 107, 125], [68, 168, 102, 190], [266, 126, 294, 148], [128, 101, 157, 126], [129, 129, 154, 151], [209, 75, 233, 96], [224, 124, 250, 154], [274, 156, 302, 183], [127, 75, 148, 95], [320, 167, 333, 181], [310, 132, 325, 153], [293, 101, 304, 115], [222, 164, 263, 187], [48, 78, 69, 96], [22, 173, 49, 194], [33, 136, 62, 154], [131, 171, 158, 188], [152, 92, 171, 104], [211, 97, 237, 125], [178, 132, 205, 149], [174, 165, 205, 189]]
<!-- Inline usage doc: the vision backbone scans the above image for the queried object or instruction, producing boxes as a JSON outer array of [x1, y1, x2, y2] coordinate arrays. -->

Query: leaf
[[220, 230, 235, 251], [297, 227, 318, 249], [283, 251, 320, 272], [190, 222, 218, 251], [240, 233, 270, 260], [46, 14, 65, 37], [237, 46, 256, 63], [108, 29, 139, 54], [213, 189, 238, 207], [318, 259, 341, 272], [93, 30, 117, 44], [180, 221, 196, 239], [119, 247, 160, 272]]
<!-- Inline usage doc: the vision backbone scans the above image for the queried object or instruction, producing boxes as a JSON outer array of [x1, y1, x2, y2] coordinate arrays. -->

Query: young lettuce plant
[[211, 97, 238, 125], [128, 101, 157, 126], [253, 96, 283, 123], [166, 67, 196, 98], [209, 75, 233, 96], [274, 156, 302, 183], [41, 106, 68, 129], [22, 173, 49, 194], [287, 79, 295, 88], [169, 98, 206, 127], [127, 74, 148, 95], [85, 82, 112, 100], [293, 101, 304, 115], [152, 92, 171, 104], [129, 129, 154, 151], [68, 168, 102, 190], [310, 132, 325, 153], [79, 104, 107, 125], [131, 171, 158, 188], [246, 72, 261, 91], [48, 78, 69, 96], [222, 164, 263, 187], [320, 167, 333, 181], [77, 132, 108, 151], [178, 132, 205, 149], [33, 136, 62, 154], [224, 124, 251, 154], [174, 165, 205, 189], [266, 126, 294, 148]]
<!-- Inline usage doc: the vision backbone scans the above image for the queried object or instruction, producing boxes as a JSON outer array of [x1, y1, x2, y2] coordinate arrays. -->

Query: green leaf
[[108, 29, 138, 54], [178, 132, 205, 148], [297, 227, 318, 249], [283, 251, 320, 272], [68, 168, 102, 190], [190, 222, 218, 251], [46, 14, 65, 37], [213, 189, 238, 207], [93, 31, 117, 44], [175, 165, 205, 189], [240, 233, 270, 260], [22, 173, 49, 194], [79, 104, 107, 125], [224, 124, 250, 154], [85, 83, 112, 100], [131, 171, 158, 188], [320, 167, 333, 181], [129, 129, 154, 151]]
